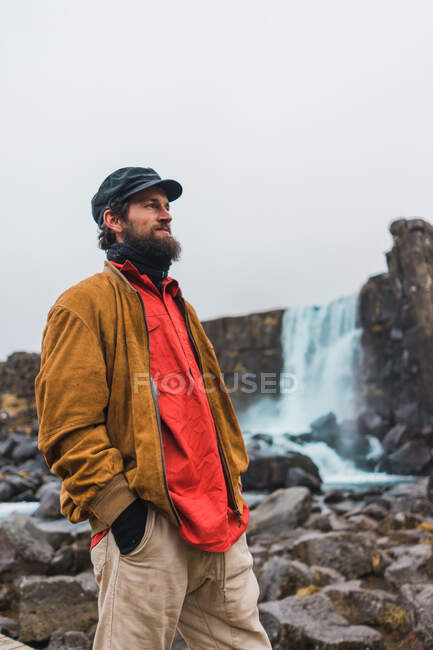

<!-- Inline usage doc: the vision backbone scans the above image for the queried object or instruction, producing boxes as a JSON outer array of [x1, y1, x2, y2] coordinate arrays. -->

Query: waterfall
[[278, 293, 362, 432], [241, 292, 363, 435], [240, 292, 410, 484]]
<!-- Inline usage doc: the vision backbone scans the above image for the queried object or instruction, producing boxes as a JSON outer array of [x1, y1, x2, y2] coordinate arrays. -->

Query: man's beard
[[122, 226, 182, 268]]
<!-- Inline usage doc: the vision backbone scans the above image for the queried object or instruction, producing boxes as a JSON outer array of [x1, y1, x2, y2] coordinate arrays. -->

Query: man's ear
[[103, 209, 124, 234]]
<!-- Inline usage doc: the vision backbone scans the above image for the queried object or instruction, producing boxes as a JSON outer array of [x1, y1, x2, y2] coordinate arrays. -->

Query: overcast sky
[[1, 0, 432, 361]]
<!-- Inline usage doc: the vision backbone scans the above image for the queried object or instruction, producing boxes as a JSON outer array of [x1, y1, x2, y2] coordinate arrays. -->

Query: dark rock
[[0, 584, 13, 610], [286, 466, 322, 492], [311, 565, 345, 586], [202, 309, 285, 413], [18, 571, 98, 642], [291, 532, 375, 579], [382, 423, 413, 452], [305, 513, 332, 532], [0, 352, 41, 401], [0, 480, 13, 500], [310, 412, 340, 448], [243, 456, 291, 491], [0, 464, 19, 475], [359, 219, 433, 466], [48, 541, 91, 576], [35, 477, 62, 500], [383, 479, 433, 517], [384, 544, 433, 588], [3, 473, 37, 497], [344, 514, 378, 532], [11, 437, 39, 461], [243, 452, 322, 492], [34, 484, 62, 519], [0, 437, 15, 458], [247, 487, 312, 540], [324, 490, 348, 504], [370, 549, 392, 577], [0, 513, 53, 580], [357, 410, 390, 439], [259, 593, 385, 649], [378, 511, 423, 534], [381, 440, 432, 475], [47, 629, 91, 650], [257, 558, 313, 602], [251, 433, 274, 445], [0, 614, 19, 638], [30, 518, 91, 552], [18, 454, 48, 478], [323, 580, 412, 634], [400, 583, 433, 648], [10, 488, 37, 502]]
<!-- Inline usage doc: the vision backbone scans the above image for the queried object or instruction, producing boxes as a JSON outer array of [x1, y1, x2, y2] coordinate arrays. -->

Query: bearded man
[[35, 167, 271, 650]]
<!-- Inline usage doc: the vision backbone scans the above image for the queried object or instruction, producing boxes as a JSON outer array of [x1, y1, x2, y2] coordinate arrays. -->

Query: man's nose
[[158, 207, 172, 222]]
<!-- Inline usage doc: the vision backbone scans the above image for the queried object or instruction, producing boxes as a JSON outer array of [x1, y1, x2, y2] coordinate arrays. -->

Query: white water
[[240, 293, 409, 485], [0, 501, 39, 520]]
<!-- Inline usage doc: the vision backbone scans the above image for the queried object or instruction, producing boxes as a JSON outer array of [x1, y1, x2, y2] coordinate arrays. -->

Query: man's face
[[119, 186, 173, 242], [105, 185, 181, 265]]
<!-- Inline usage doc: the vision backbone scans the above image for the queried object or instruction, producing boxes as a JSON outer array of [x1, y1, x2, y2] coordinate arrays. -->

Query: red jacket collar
[[108, 259, 180, 298]]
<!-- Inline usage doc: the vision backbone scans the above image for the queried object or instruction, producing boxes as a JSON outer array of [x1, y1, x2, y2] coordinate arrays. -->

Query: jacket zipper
[[136, 292, 181, 527], [178, 297, 242, 527]]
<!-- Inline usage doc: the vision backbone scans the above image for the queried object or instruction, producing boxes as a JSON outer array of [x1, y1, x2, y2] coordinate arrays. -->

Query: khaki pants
[[90, 504, 271, 649]]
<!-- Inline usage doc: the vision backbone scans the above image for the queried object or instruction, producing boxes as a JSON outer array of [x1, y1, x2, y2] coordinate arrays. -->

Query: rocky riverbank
[[0, 477, 432, 648]]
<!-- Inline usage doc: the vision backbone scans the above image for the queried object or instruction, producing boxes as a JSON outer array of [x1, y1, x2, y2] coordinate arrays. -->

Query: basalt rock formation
[[202, 309, 285, 413], [358, 218, 433, 474]]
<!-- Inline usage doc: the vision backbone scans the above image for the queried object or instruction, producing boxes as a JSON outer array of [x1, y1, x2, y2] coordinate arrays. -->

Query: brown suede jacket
[[35, 262, 249, 536]]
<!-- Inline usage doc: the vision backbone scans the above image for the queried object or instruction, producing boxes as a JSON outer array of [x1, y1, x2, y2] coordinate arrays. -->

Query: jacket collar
[[103, 259, 137, 292], [103, 259, 183, 301]]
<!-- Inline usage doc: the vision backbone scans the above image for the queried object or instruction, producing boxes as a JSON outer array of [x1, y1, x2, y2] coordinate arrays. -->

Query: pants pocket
[[120, 505, 156, 559], [90, 533, 109, 584]]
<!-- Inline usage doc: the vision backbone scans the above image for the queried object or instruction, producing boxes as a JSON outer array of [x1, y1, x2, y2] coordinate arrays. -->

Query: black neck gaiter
[[106, 242, 170, 292]]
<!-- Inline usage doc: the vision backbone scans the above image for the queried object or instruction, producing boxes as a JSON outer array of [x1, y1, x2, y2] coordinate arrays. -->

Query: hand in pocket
[[111, 498, 148, 554]]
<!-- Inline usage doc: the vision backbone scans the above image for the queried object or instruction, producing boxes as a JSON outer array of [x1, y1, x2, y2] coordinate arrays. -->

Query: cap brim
[[123, 178, 183, 203]]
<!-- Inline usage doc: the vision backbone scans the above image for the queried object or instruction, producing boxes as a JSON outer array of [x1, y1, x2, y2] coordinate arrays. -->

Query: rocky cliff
[[202, 309, 285, 413], [358, 218, 433, 474]]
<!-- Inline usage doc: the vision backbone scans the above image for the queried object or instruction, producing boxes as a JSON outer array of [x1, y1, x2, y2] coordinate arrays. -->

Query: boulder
[[291, 532, 375, 579], [11, 437, 39, 462], [357, 410, 390, 439], [382, 440, 432, 475], [30, 517, 91, 551], [384, 544, 433, 588], [18, 571, 98, 643], [257, 557, 313, 602], [0, 513, 53, 580], [33, 483, 62, 519], [259, 593, 384, 649], [0, 480, 14, 500], [247, 487, 312, 540], [382, 423, 413, 452], [310, 412, 340, 448], [323, 580, 412, 634], [400, 583, 433, 648], [243, 452, 322, 492], [0, 614, 19, 638], [47, 630, 91, 650], [285, 466, 322, 492], [311, 565, 345, 587]]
